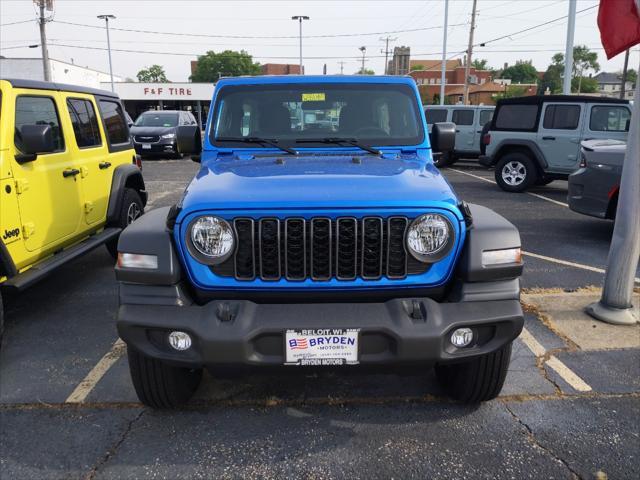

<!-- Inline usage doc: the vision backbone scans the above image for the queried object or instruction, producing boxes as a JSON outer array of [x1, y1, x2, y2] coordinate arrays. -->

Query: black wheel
[[434, 151, 453, 168], [435, 343, 512, 403], [127, 347, 203, 409], [106, 188, 144, 258], [494, 152, 538, 192]]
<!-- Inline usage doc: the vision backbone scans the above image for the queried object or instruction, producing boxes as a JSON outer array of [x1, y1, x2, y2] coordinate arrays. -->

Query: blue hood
[[177, 151, 459, 217]]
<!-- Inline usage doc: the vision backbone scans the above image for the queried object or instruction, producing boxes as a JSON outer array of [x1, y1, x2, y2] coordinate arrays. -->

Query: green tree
[[572, 76, 598, 93], [539, 63, 563, 94], [551, 45, 600, 93], [471, 58, 489, 70], [500, 60, 538, 84], [190, 50, 261, 82], [356, 68, 375, 75], [619, 68, 637, 86], [136, 65, 169, 83], [410, 64, 426, 71]]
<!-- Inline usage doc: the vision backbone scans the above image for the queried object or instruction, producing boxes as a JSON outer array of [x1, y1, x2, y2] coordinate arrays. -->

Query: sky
[[1, 0, 638, 82]]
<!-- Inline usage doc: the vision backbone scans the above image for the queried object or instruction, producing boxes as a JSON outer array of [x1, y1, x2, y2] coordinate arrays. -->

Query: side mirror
[[177, 125, 202, 161], [15, 124, 55, 163], [431, 122, 456, 153]]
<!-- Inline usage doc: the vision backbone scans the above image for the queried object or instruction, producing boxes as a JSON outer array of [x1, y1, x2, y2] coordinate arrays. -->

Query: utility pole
[[440, 0, 449, 105], [620, 48, 630, 99], [380, 36, 396, 75], [292, 15, 310, 74], [462, 0, 478, 105], [563, 0, 577, 94], [97, 14, 116, 91], [359, 46, 367, 74], [35, 0, 52, 81], [338, 61, 345, 75]]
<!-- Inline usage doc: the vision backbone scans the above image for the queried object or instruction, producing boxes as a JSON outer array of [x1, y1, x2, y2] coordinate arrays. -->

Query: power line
[[0, 19, 34, 27], [51, 19, 467, 39], [475, 4, 598, 47]]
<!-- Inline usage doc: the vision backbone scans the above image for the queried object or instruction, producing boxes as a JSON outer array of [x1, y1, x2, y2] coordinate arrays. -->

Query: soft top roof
[[497, 94, 629, 106], [1, 78, 119, 99], [215, 74, 417, 88]]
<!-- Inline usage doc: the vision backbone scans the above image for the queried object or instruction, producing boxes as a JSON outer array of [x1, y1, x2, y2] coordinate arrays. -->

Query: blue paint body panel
[[174, 75, 465, 292]]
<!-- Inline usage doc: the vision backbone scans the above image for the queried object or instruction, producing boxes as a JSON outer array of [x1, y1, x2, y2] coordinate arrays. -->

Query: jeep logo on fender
[[2, 227, 20, 241]]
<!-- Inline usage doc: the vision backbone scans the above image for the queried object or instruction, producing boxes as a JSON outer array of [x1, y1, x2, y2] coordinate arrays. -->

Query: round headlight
[[406, 214, 454, 262], [188, 216, 235, 264]]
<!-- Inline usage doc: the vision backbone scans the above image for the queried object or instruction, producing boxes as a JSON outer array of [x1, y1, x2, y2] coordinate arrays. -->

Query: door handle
[[99, 161, 112, 169], [542, 136, 556, 140], [62, 168, 80, 178]]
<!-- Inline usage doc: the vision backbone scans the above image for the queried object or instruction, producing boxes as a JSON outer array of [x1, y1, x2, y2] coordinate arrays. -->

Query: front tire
[[106, 188, 144, 258], [495, 153, 538, 192], [127, 347, 203, 408], [435, 343, 512, 403], [434, 151, 453, 168]]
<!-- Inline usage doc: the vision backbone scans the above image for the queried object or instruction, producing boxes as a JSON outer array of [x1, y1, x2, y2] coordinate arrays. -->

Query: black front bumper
[[133, 141, 176, 154], [117, 295, 523, 368]]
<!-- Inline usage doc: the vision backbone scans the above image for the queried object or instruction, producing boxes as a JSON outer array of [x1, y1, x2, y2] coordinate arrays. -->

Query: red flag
[[598, 0, 640, 59]]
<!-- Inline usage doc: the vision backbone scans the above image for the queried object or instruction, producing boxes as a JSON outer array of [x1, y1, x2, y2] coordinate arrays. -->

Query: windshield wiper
[[215, 136, 298, 155], [295, 137, 381, 155]]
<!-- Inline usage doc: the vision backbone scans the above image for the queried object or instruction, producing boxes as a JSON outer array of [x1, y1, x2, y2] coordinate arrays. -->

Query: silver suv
[[479, 95, 630, 192], [425, 105, 494, 167]]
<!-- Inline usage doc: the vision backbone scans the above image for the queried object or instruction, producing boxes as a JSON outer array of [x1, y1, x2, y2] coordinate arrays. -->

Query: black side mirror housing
[[431, 122, 456, 153], [15, 124, 55, 163], [177, 125, 202, 161]]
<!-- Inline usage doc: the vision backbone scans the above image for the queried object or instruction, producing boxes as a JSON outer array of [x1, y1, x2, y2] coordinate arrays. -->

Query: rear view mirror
[[431, 122, 456, 153], [177, 125, 202, 161], [15, 124, 55, 163]]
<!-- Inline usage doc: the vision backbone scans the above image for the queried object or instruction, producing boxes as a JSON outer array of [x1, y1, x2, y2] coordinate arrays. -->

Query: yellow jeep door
[[64, 94, 111, 225], [12, 92, 84, 252]]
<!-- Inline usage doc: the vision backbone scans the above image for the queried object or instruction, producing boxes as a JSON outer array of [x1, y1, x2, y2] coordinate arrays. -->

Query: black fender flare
[[0, 239, 18, 279], [492, 139, 548, 170], [106, 164, 147, 226]]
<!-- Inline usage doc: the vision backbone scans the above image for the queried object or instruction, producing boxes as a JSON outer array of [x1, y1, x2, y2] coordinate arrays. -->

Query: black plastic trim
[[106, 164, 147, 225]]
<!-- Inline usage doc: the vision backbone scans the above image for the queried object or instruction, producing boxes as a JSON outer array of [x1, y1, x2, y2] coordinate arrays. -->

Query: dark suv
[[131, 110, 198, 158], [479, 95, 630, 192]]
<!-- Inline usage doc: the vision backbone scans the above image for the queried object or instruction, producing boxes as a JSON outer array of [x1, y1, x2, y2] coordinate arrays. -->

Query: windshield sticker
[[302, 93, 326, 102]]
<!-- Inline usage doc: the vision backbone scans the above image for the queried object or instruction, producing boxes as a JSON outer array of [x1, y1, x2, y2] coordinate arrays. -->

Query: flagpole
[[586, 59, 640, 325]]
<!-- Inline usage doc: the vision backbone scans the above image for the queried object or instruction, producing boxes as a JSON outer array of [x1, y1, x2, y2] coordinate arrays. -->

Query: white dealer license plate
[[285, 328, 360, 366], [142, 143, 152, 149]]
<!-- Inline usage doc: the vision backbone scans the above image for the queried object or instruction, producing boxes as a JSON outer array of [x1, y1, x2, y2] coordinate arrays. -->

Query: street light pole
[[97, 14, 116, 91], [562, 0, 577, 94], [37, 0, 51, 81], [359, 46, 366, 74], [291, 15, 309, 74], [440, 0, 449, 105]]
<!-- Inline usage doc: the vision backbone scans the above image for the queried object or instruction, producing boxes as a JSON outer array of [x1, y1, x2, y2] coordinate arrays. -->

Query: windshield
[[134, 112, 179, 127], [211, 83, 424, 148]]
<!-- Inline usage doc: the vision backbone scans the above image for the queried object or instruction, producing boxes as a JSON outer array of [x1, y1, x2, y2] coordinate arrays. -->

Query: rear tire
[[435, 343, 512, 403], [106, 188, 144, 258], [127, 346, 203, 409], [494, 153, 538, 192]]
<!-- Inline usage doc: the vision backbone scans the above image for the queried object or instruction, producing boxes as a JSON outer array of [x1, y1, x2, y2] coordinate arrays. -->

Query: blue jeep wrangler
[[115, 76, 524, 408]]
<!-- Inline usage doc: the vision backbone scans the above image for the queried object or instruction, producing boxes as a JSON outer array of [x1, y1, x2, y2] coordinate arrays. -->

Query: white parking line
[[447, 167, 569, 207], [519, 327, 592, 392], [66, 339, 127, 403], [522, 250, 640, 284]]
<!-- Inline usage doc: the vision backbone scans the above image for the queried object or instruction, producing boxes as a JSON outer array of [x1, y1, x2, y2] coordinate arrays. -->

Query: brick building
[[260, 63, 302, 75]]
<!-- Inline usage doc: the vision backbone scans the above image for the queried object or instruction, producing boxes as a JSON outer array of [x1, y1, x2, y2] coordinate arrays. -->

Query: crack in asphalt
[[83, 409, 145, 480], [1, 391, 638, 411], [503, 401, 584, 480]]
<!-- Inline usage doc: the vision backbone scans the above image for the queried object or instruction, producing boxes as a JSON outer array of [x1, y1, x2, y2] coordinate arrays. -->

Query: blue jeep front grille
[[211, 216, 428, 282]]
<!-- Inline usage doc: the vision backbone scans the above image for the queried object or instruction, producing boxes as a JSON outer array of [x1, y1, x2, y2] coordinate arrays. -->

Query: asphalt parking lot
[[1, 158, 638, 480]]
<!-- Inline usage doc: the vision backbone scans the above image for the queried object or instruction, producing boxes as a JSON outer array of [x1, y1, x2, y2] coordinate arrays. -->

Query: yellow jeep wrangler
[[0, 79, 147, 341]]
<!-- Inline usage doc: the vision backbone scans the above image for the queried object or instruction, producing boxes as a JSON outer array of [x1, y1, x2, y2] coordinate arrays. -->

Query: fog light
[[168, 331, 192, 351], [117, 253, 158, 269], [451, 328, 474, 347], [482, 248, 521, 266]]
